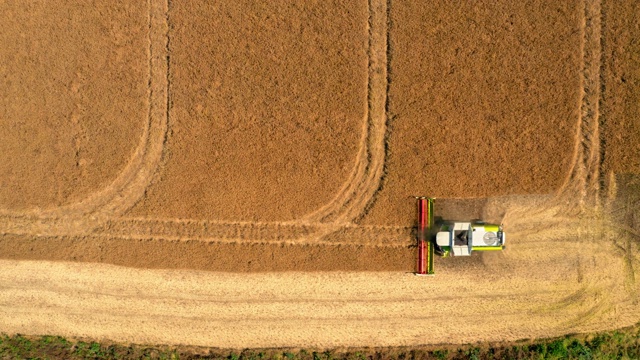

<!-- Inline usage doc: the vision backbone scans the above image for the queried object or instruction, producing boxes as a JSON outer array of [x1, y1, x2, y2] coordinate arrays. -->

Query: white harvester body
[[435, 222, 506, 257]]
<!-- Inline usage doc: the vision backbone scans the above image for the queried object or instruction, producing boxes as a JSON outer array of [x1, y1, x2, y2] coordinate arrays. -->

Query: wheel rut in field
[[0, 0, 613, 265], [92, 218, 411, 247], [0, 0, 169, 236], [505, 0, 604, 227], [491, 0, 609, 265], [557, 0, 603, 209], [301, 0, 389, 225], [2, 0, 606, 251], [1, 0, 391, 246]]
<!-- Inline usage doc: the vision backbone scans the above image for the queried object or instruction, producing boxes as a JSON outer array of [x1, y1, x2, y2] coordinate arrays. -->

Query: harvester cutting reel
[[413, 196, 506, 276]]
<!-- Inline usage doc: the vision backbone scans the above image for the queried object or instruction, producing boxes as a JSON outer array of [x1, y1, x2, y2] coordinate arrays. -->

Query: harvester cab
[[414, 197, 506, 275], [435, 221, 505, 257]]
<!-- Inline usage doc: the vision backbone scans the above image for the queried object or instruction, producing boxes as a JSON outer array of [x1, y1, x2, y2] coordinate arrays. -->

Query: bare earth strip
[[0, 245, 638, 349], [0, 235, 412, 272]]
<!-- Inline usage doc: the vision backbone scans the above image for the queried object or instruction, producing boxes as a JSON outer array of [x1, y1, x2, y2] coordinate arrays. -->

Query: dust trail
[[0, 0, 169, 236], [488, 8, 610, 286], [302, 0, 389, 225]]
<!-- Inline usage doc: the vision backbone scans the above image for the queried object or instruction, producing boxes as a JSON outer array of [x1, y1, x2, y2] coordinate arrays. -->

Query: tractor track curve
[[557, 0, 603, 209], [0, 0, 392, 246], [0, 0, 612, 253], [0, 0, 169, 236], [301, 0, 389, 225]]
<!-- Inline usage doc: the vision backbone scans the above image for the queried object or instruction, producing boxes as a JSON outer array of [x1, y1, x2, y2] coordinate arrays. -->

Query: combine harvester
[[414, 197, 506, 275]]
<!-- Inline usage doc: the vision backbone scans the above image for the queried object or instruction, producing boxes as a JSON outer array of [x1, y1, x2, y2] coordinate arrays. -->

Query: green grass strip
[[2, 322, 640, 359]]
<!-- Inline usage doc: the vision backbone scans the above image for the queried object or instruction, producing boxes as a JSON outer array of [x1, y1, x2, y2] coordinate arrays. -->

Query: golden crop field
[[0, 0, 639, 349]]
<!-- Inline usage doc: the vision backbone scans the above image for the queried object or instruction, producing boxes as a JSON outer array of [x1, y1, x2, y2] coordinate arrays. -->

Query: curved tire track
[[0, 0, 169, 236], [557, 0, 603, 209], [92, 218, 411, 247], [505, 0, 604, 226], [302, 0, 389, 225]]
